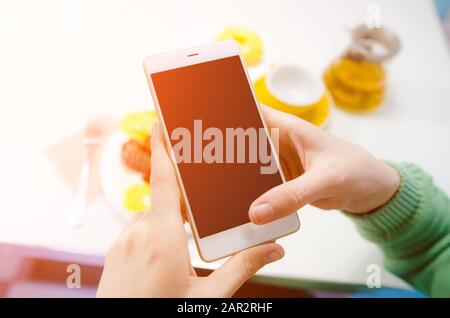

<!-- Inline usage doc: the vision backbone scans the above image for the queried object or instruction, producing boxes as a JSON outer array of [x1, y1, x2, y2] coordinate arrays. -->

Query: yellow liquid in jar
[[324, 57, 386, 112]]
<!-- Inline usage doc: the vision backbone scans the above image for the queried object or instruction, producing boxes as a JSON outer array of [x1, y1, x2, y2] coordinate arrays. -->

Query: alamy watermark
[[66, 264, 81, 289], [366, 4, 381, 29], [366, 264, 381, 288], [170, 120, 279, 175]]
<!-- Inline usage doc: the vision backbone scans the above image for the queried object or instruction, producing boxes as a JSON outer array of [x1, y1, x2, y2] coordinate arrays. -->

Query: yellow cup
[[254, 65, 330, 126]]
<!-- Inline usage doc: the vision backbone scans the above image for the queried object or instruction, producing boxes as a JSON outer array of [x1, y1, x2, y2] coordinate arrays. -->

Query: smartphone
[[143, 40, 300, 262]]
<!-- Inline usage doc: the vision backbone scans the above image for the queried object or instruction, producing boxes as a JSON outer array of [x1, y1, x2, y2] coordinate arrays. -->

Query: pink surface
[[0, 243, 103, 298]]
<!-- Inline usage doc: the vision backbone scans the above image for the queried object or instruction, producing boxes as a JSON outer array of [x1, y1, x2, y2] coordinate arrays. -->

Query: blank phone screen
[[151, 55, 283, 238]]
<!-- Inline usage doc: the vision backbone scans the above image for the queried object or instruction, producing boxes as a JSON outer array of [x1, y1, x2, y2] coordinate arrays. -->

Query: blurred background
[[0, 0, 449, 297]]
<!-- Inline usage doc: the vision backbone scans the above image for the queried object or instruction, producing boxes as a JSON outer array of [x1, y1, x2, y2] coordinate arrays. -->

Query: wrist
[[343, 162, 426, 242], [350, 160, 401, 214], [371, 161, 401, 212]]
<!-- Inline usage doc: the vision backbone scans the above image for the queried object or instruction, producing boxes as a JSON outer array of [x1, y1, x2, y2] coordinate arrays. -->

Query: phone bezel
[[143, 40, 300, 262]]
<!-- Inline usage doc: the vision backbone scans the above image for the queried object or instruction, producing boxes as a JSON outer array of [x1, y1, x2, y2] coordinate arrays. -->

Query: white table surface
[[1, 0, 449, 290]]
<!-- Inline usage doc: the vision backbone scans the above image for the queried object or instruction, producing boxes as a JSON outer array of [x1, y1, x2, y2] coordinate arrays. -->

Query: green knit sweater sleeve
[[346, 162, 450, 297]]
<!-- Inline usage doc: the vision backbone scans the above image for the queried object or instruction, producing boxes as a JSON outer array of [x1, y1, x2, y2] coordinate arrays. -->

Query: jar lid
[[348, 25, 401, 63]]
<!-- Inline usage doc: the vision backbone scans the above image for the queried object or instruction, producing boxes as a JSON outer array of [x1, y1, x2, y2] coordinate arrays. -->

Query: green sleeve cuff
[[344, 162, 450, 297], [344, 162, 431, 243]]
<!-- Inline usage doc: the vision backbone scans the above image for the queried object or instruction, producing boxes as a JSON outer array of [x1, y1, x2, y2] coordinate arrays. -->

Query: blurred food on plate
[[324, 24, 400, 112], [122, 137, 151, 182], [123, 183, 151, 212], [119, 110, 158, 212], [119, 110, 158, 143], [216, 27, 264, 67]]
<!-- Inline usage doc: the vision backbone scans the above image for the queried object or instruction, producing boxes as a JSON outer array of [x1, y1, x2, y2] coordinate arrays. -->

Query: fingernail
[[267, 248, 284, 262], [251, 203, 275, 224], [152, 123, 157, 134]]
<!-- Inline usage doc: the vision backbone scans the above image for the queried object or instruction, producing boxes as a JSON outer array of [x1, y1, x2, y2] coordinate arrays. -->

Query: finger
[[260, 104, 311, 172], [260, 104, 293, 140], [249, 170, 323, 224], [260, 104, 310, 135], [203, 243, 284, 297], [260, 104, 320, 147], [149, 123, 181, 222]]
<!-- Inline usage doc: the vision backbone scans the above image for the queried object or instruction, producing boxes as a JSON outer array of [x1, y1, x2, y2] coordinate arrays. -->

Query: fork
[[68, 117, 104, 228]]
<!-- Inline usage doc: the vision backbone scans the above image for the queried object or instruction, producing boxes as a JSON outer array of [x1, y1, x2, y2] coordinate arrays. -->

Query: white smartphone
[[143, 40, 300, 262]]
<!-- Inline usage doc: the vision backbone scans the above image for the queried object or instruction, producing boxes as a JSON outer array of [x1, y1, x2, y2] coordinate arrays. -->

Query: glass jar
[[324, 25, 400, 112]]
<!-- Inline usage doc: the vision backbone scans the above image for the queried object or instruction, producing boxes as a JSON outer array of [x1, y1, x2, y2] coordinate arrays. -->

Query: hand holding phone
[[144, 41, 300, 261], [97, 125, 284, 298], [251, 104, 401, 219]]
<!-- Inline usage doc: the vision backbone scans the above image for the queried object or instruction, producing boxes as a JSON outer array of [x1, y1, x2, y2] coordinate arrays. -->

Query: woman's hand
[[249, 105, 400, 224], [97, 124, 284, 298]]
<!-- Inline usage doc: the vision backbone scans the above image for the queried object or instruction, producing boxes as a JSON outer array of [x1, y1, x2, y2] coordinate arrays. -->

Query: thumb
[[249, 170, 323, 224], [201, 243, 284, 297]]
